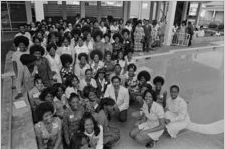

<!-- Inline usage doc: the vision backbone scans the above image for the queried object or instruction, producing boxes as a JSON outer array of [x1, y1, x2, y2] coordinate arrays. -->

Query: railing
[[171, 33, 190, 46]]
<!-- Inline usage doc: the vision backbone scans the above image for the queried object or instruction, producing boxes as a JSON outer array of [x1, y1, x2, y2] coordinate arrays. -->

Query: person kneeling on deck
[[104, 76, 129, 122], [164, 85, 190, 138], [130, 89, 165, 148]]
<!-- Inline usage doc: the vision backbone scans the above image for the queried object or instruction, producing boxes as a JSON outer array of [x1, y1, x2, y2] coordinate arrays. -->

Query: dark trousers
[[118, 109, 127, 122]]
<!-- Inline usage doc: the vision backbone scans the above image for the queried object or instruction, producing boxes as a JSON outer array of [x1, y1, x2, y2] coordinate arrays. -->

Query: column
[[80, 1, 85, 18], [149, 1, 154, 21], [97, 1, 101, 21], [25, 1, 32, 24], [156, 1, 161, 21], [62, 1, 67, 20], [181, 1, 189, 21], [152, 2, 157, 20], [34, 1, 44, 21], [123, 1, 129, 23], [195, 2, 202, 26], [164, 1, 177, 46]]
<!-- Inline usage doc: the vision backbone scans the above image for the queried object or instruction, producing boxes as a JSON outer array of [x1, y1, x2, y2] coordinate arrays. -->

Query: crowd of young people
[[12, 16, 190, 149]]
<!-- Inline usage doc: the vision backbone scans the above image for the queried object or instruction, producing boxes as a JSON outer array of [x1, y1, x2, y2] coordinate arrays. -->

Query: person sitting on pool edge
[[164, 85, 190, 138], [104, 75, 129, 122]]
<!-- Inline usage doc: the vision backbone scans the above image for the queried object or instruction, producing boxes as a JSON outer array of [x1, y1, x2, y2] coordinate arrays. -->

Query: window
[[85, 1, 97, 6], [189, 3, 199, 16], [101, 1, 123, 7], [66, 0, 79, 5]]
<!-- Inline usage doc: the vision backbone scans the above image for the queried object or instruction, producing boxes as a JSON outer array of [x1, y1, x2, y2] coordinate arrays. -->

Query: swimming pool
[[113, 45, 224, 149], [135, 46, 224, 124]]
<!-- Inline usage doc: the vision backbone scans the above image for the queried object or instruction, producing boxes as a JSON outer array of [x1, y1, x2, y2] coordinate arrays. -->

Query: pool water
[[112, 46, 224, 149]]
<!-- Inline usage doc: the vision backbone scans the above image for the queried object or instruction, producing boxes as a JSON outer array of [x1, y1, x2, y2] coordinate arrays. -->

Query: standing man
[[143, 20, 152, 52], [186, 21, 194, 46], [104, 76, 129, 122]]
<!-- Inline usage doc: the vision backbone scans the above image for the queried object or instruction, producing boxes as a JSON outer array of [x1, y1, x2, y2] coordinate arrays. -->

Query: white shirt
[[74, 63, 90, 80], [165, 96, 189, 122], [110, 25, 119, 33], [84, 125, 103, 149], [125, 25, 132, 32], [45, 54, 62, 73], [104, 85, 129, 111], [90, 61, 104, 76], [57, 46, 74, 56], [99, 26, 107, 34], [125, 56, 136, 65], [74, 44, 89, 64], [85, 40, 94, 52]]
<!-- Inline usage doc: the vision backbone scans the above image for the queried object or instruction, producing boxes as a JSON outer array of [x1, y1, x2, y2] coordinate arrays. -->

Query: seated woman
[[80, 69, 97, 91], [28, 75, 45, 123], [130, 90, 165, 148], [79, 112, 103, 149], [123, 64, 138, 104], [70, 132, 90, 149], [65, 74, 81, 99], [56, 36, 74, 61], [34, 102, 63, 149], [94, 97, 120, 149], [45, 43, 62, 83], [153, 76, 167, 109], [74, 36, 89, 65], [164, 85, 190, 138], [112, 33, 123, 60], [74, 53, 90, 80], [63, 93, 84, 147], [104, 51, 115, 76], [52, 83, 67, 119], [104, 76, 129, 122], [90, 50, 104, 77], [95, 68, 109, 98], [30, 45, 53, 87], [93, 30, 105, 55], [103, 33, 113, 53], [115, 51, 126, 75], [82, 85, 101, 112], [132, 70, 153, 106], [60, 54, 73, 83]]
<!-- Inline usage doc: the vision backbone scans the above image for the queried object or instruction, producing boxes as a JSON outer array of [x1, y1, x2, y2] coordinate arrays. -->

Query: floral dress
[[62, 107, 84, 146], [134, 26, 145, 52], [112, 42, 123, 60], [34, 117, 63, 149], [60, 65, 73, 83]]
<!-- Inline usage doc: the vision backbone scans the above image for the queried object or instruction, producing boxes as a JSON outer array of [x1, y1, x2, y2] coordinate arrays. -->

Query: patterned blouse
[[34, 117, 63, 149]]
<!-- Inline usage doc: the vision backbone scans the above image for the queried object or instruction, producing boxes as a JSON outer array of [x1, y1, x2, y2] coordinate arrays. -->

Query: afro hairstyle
[[153, 76, 165, 85], [60, 54, 73, 67], [14, 36, 29, 47], [137, 70, 151, 81], [36, 101, 54, 122], [71, 28, 82, 37], [112, 33, 123, 43], [30, 45, 45, 56], [90, 50, 103, 60], [78, 52, 89, 62], [20, 54, 37, 66], [121, 28, 130, 35], [92, 30, 103, 41], [127, 63, 137, 72]]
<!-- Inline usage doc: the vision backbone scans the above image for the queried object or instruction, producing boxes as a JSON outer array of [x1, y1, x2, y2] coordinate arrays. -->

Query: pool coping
[[134, 44, 224, 60]]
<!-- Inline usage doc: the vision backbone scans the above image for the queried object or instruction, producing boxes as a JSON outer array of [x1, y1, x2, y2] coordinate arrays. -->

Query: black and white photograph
[[1, 0, 224, 149]]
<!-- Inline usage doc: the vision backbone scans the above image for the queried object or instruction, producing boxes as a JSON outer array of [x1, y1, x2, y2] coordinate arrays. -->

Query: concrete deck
[[1, 40, 224, 149]]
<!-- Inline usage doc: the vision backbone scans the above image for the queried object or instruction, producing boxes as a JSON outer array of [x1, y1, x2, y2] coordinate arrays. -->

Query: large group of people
[[12, 16, 190, 149]]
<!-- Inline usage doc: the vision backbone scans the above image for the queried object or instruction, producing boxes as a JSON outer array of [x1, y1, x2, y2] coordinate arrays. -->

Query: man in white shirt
[[104, 76, 129, 122]]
